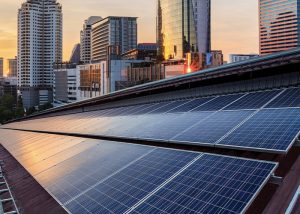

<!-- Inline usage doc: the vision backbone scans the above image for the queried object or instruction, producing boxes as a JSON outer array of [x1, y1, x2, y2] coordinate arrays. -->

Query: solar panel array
[[0, 129, 277, 214], [3, 87, 300, 153]]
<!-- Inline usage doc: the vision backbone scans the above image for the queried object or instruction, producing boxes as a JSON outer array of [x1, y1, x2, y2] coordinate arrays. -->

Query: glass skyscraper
[[259, 0, 300, 55], [157, 0, 211, 60]]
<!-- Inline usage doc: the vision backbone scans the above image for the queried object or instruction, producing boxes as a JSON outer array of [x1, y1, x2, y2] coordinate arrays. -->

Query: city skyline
[[0, 0, 258, 73]]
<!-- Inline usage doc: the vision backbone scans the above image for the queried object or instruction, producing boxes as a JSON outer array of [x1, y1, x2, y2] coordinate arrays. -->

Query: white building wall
[[18, 0, 62, 108]]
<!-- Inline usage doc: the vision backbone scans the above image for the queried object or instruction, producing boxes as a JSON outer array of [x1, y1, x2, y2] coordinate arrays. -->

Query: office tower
[[18, 0, 62, 108], [80, 16, 102, 64], [229, 54, 259, 63], [91, 17, 138, 62], [70, 44, 81, 64], [259, 0, 300, 55], [157, 0, 211, 60], [53, 62, 77, 105], [8, 57, 18, 77], [0, 58, 3, 77]]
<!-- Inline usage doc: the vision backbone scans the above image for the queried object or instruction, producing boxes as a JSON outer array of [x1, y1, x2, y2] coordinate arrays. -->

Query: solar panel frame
[[265, 87, 300, 108], [0, 129, 279, 214], [167, 97, 215, 113], [172, 110, 255, 145], [224, 90, 282, 110], [125, 154, 277, 214], [148, 100, 190, 114], [216, 108, 300, 153], [191, 94, 246, 112]]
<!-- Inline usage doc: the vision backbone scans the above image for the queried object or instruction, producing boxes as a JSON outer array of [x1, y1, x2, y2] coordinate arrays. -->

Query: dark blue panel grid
[[218, 108, 300, 152], [65, 149, 198, 214], [173, 110, 254, 145], [131, 102, 170, 115], [36, 140, 152, 204], [132, 112, 213, 141], [266, 87, 300, 108], [149, 100, 188, 114], [132, 154, 276, 214], [192, 94, 245, 111], [168, 97, 214, 113], [225, 90, 281, 110]]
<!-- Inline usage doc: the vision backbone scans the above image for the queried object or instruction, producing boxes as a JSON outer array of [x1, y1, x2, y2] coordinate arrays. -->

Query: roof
[[1, 48, 300, 213], [11, 48, 300, 122]]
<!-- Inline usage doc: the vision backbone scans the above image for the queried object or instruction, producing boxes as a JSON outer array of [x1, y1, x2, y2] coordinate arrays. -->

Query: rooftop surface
[[1, 49, 300, 213]]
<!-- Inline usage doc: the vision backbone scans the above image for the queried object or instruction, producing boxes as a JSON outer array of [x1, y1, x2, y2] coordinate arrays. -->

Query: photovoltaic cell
[[266, 87, 300, 108], [218, 108, 300, 152], [3, 88, 300, 153], [192, 94, 245, 111], [65, 149, 198, 214], [130, 112, 213, 140], [132, 102, 169, 115], [224, 90, 281, 110], [0, 130, 277, 214], [131, 154, 276, 214], [173, 110, 254, 144], [148, 100, 188, 114], [168, 97, 214, 113]]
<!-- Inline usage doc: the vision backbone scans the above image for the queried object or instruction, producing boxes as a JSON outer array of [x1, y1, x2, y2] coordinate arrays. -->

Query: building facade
[[8, 57, 18, 77], [80, 16, 102, 64], [53, 62, 77, 105], [91, 17, 138, 62], [0, 58, 3, 77], [0, 77, 18, 102], [69, 44, 81, 64], [229, 54, 259, 63], [121, 43, 158, 60], [18, 0, 62, 108], [259, 0, 300, 55], [157, 0, 211, 60]]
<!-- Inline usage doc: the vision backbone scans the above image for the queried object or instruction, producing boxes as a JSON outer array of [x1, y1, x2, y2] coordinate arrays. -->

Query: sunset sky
[[0, 0, 259, 74]]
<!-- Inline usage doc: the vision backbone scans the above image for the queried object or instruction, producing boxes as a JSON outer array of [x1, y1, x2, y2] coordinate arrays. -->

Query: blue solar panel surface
[[0, 129, 278, 214], [2, 87, 300, 153], [225, 90, 280, 110], [173, 110, 254, 144], [131, 154, 276, 214], [218, 108, 300, 151], [65, 149, 198, 214], [168, 97, 213, 113], [266, 88, 300, 108], [192, 94, 244, 111]]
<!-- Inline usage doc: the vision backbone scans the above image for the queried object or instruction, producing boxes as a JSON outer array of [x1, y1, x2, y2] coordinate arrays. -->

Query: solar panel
[[224, 90, 281, 110], [0, 129, 277, 214], [266, 87, 300, 108], [130, 154, 276, 214], [127, 112, 213, 140], [64, 149, 198, 214], [192, 94, 245, 111], [173, 110, 254, 144], [168, 97, 214, 113], [148, 100, 188, 114], [218, 108, 300, 152], [132, 102, 170, 115]]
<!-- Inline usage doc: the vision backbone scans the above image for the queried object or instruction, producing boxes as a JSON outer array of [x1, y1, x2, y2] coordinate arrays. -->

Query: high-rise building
[[18, 0, 62, 108], [53, 62, 77, 105], [8, 57, 18, 77], [259, 0, 300, 55], [157, 0, 211, 60], [70, 44, 81, 64], [80, 16, 102, 64], [91, 17, 138, 62], [0, 58, 3, 77]]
